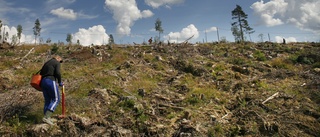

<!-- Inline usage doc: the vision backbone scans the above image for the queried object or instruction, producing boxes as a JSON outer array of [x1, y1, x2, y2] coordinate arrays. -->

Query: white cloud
[[45, 0, 76, 9], [275, 36, 297, 43], [144, 0, 184, 8], [105, 0, 154, 36], [0, 25, 17, 42], [23, 35, 36, 44], [205, 27, 217, 32], [78, 12, 99, 20], [47, 0, 75, 4], [0, 25, 35, 44], [164, 24, 199, 43], [251, 0, 287, 27], [251, 0, 320, 33], [72, 25, 109, 46], [50, 7, 77, 20], [50, 7, 98, 20], [260, 14, 283, 26], [141, 10, 154, 18]]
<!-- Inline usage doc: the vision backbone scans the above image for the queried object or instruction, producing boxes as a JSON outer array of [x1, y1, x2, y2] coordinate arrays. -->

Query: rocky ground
[[0, 42, 319, 136]]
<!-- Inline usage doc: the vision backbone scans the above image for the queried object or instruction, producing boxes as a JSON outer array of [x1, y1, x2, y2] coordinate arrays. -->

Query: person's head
[[53, 55, 63, 63]]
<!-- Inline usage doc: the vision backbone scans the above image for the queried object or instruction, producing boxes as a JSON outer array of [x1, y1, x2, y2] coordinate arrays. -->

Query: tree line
[[148, 4, 254, 44], [0, 19, 40, 46], [0, 5, 253, 46]]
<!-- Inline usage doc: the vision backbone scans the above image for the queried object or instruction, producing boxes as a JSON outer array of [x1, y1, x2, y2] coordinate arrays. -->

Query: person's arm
[[54, 62, 62, 84]]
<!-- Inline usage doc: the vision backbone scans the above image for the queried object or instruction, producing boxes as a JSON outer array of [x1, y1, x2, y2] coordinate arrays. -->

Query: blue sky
[[0, 0, 319, 46]]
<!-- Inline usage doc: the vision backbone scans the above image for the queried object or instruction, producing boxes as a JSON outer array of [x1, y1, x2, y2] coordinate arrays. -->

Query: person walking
[[40, 55, 64, 125], [282, 38, 286, 44], [148, 37, 153, 44]]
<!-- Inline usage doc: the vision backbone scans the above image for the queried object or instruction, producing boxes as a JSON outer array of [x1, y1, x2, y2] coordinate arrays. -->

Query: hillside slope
[[0, 42, 319, 136]]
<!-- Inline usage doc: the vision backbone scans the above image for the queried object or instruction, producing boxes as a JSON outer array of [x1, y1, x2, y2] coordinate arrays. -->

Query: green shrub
[[254, 51, 267, 61], [208, 124, 224, 137], [4, 51, 15, 56], [136, 112, 148, 122], [213, 64, 226, 72], [4, 114, 31, 135], [297, 56, 314, 64], [288, 54, 299, 64], [312, 62, 320, 68], [51, 44, 59, 54], [119, 99, 135, 109], [229, 57, 246, 65], [186, 96, 202, 105]]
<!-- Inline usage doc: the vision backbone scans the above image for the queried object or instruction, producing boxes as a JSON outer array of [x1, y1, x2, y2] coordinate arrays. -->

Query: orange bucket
[[30, 74, 42, 91]]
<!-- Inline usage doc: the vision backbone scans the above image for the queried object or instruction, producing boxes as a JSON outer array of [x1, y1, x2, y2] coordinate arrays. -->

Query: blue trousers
[[41, 78, 60, 114]]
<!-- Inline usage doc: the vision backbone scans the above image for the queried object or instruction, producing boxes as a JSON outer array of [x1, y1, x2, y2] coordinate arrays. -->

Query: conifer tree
[[17, 25, 23, 44], [109, 34, 114, 44], [231, 5, 254, 42], [33, 19, 41, 45], [155, 18, 163, 42], [0, 20, 2, 42], [66, 33, 72, 45]]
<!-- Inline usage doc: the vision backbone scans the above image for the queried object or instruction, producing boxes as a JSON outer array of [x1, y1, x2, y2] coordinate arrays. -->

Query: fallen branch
[[181, 35, 194, 46], [154, 94, 170, 101], [221, 112, 231, 119], [159, 103, 184, 110], [262, 92, 279, 104], [183, 35, 194, 44], [20, 47, 35, 62]]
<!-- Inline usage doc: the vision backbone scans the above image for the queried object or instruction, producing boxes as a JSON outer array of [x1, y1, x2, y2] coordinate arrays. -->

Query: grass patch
[[65, 97, 98, 117], [213, 63, 227, 72], [256, 80, 270, 91], [208, 124, 224, 137], [185, 96, 202, 105], [4, 51, 15, 56], [184, 80, 225, 106], [33, 45, 51, 54], [179, 73, 198, 88], [4, 114, 28, 135], [270, 58, 294, 70], [312, 62, 320, 68], [73, 81, 95, 97], [0, 59, 19, 70], [228, 57, 247, 65], [166, 112, 177, 119], [126, 68, 160, 93], [108, 47, 131, 65]]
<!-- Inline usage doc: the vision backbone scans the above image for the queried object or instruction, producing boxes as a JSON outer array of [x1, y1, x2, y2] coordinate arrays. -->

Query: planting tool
[[58, 85, 66, 119]]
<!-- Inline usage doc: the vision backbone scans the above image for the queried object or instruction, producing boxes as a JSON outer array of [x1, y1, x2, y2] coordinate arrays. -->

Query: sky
[[0, 0, 319, 46]]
